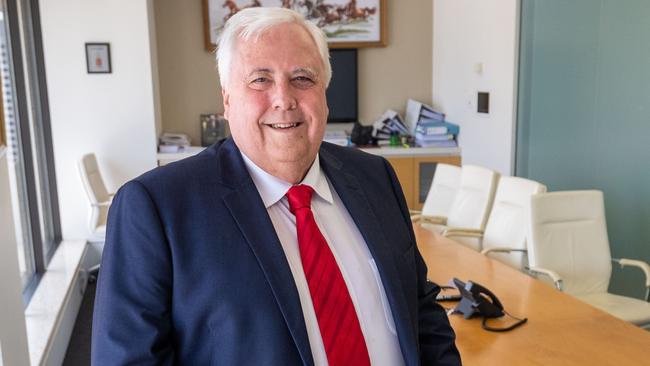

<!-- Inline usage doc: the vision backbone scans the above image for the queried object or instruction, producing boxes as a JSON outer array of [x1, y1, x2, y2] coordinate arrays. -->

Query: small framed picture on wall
[[85, 43, 112, 74]]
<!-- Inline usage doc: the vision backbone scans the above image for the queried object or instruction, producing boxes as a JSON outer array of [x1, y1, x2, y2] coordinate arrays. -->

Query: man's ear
[[221, 87, 230, 120]]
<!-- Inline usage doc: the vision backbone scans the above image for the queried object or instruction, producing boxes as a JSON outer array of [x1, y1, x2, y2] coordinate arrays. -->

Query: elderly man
[[92, 7, 460, 366]]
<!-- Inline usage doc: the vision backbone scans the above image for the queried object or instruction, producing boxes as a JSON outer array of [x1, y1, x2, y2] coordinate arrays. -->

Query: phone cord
[[481, 309, 528, 332]]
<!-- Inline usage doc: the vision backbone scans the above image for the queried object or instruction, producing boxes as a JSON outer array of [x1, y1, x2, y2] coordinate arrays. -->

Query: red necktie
[[286, 185, 371, 366]]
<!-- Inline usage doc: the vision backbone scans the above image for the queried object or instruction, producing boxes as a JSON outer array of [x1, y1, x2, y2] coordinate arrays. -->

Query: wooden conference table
[[414, 224, 650, 366]]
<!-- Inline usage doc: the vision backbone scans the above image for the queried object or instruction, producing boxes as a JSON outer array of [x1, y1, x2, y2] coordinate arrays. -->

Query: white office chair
[[424, 165, 499, 250], [446, 176, 547, 269], [411, 163, 461, 229], [527, 190, 650, 329], [78, 153, 113, 242]]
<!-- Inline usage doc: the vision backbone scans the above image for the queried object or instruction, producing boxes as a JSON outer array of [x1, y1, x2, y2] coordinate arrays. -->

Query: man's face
[[222, 22, 328, 180]]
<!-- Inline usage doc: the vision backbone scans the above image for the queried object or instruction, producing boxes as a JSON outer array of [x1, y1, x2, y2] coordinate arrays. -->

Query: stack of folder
[[405, 99, 460, 148], [371, 110, 409, 143]]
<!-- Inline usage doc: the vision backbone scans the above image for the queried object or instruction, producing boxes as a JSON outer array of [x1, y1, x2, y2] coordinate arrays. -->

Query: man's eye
[[249, 77, 271, 90], [251, 77, 269, 83], [292, 76, 315, 87], [294, 76, 313, 82]]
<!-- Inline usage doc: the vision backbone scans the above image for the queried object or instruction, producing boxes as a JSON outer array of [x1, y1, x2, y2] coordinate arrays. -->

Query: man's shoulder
[[319, 142, 385, 167], [131, 139, 243, 196], [319, 142, 397, 190], [138, 144, 213, 182]]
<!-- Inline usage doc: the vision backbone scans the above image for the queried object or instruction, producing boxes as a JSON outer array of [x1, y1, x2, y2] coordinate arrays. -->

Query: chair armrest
[[410, 214, 423, 222], [411, 215, 447, 225], [612, 258, 650, 301], [92, 200, 112, 208], [443, 227, 484, 238], [92, 194, 115, 208], [528, 266, 563, 291], [481, 247, 527, 255]]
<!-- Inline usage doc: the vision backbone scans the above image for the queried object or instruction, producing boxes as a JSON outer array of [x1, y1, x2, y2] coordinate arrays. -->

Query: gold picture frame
[[203, 0, 387, 51]]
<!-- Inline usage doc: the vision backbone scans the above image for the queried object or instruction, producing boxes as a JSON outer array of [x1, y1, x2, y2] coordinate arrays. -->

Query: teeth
[[270, 123, 298, 129]]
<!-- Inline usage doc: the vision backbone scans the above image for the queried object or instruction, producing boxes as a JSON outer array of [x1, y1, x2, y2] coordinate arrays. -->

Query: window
[[0, 0, 60, 303], [0, 76, 5, 145]]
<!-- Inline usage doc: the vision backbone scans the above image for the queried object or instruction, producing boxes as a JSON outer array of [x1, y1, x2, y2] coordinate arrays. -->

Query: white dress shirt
[[241, 152, 404, 366]]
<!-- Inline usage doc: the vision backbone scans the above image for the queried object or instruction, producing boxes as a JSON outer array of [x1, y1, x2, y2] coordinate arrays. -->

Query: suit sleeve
[[91, 180, 175, 365], [382, 159, 462, 366]]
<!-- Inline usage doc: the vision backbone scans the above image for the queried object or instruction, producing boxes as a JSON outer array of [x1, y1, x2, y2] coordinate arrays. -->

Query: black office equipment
[[453, 278, 527, 332], [327, 49, 358, 123], [350, 122, 373, 146]]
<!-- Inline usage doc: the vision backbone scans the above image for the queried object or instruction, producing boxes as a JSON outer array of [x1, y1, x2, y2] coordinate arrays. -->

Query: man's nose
[[272, 82, 297, 111]]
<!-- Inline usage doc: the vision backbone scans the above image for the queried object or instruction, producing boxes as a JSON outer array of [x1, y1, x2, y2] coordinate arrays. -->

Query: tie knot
[[286, 184, 314, 214]]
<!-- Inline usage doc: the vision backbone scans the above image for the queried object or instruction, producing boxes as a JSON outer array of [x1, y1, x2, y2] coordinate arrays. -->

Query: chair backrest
[[482, 177, 547, 269], [446, 165, 499, 230], [78, 153, 111, 235], [78, 153, 111, 205], [528, 190, 612, 295], [421, 163, 461, 217]]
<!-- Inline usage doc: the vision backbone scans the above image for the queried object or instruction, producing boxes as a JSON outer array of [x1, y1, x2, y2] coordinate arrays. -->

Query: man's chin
[[271, 150, 316, 165]]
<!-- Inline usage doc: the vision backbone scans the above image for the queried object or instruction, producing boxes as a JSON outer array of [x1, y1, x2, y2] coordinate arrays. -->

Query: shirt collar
[[240, 152, 334, 208]]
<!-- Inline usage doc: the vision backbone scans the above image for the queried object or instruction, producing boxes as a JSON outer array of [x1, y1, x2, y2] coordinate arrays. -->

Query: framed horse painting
[[203, 0, 387, 51]]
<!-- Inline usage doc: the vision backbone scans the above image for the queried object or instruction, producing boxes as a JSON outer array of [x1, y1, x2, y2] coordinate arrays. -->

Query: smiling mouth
[[269, 122, 302, 129]]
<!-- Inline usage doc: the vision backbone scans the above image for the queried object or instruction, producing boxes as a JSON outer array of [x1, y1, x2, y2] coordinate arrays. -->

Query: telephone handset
[[452, 278, 527, 332], [453, 278, 504, 318]]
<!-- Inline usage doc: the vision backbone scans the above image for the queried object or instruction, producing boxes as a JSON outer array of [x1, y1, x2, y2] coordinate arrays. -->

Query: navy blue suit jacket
[[92, 138, 460, 365]]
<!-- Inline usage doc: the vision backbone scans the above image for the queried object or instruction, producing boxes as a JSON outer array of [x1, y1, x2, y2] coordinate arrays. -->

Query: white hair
[[216, 7, 331, 88]]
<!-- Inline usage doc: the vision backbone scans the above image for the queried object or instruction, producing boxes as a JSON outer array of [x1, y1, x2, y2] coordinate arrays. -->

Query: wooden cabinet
[[385, 155, 461, 210], [358, 147, 461, 210]]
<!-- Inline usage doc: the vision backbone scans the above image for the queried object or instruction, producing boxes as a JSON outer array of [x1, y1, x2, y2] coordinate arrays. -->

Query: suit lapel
[[218, 140, 314, 366], [319, 148, 419, 365], [215, 140, 418, 365]]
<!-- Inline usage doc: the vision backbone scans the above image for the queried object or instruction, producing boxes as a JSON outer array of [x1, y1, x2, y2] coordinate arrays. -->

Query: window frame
[[3, 0, 61, 303], [0, 96, 5, 145]]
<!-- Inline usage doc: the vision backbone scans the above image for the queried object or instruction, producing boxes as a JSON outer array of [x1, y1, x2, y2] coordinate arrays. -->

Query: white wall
[[0, 147, 31, 366], [39, 0, 160, 239], [432, 0, 520, 175]]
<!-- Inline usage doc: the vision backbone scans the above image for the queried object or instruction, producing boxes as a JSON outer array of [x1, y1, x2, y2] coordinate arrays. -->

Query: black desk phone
[[452, 278, 527, 332]]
